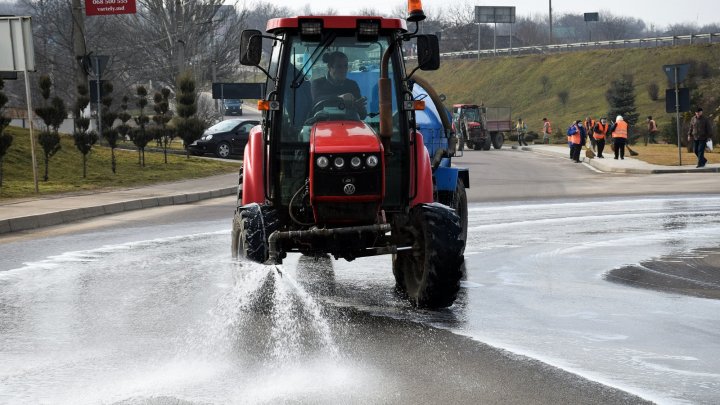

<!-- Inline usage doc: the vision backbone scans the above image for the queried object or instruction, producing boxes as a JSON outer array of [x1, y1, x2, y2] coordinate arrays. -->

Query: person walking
[[687, 107, 714, 168], [647, 116, 658, 144], [542, 118, 552, 144], [609, 115, 628, 160], [516, 117, 528, 146], [584, 116, 596, 151], [567, 120, 583, 162], [593, 117, 609, 158]]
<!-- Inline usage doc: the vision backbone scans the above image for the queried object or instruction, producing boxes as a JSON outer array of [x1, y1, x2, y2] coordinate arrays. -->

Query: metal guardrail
[[407, 33, 720, 60]]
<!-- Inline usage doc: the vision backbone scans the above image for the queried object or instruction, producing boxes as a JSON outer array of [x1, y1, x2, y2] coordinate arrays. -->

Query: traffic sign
[[663, 64, 689, 85], [665, 88, 690, 113], [89, 80, 108, 103]]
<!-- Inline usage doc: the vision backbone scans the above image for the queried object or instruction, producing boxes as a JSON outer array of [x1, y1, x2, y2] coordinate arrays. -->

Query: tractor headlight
[[316, 156, 329, 169], [366, 155, 379, 168], [333, 157, 345, 168], [350, 156, 362, 168]]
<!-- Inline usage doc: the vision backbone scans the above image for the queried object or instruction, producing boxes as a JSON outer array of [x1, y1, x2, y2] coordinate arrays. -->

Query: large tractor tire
[[392, 204, 464, 308], [231, 203, 279, 263], [492, 132, 504, 149], [437, 178, 468, 255], [482, 135, 492, 150]]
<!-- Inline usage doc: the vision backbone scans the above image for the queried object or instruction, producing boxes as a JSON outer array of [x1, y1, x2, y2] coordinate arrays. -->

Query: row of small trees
[[0, 72, 205, 187]]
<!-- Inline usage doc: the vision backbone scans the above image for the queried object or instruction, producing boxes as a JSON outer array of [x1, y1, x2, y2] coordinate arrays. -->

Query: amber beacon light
[[407, 0, 426, 22]]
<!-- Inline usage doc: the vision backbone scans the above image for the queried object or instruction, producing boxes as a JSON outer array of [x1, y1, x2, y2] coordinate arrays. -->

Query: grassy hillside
[[420, 43, 720, 137], [0, 126, 238, 199]]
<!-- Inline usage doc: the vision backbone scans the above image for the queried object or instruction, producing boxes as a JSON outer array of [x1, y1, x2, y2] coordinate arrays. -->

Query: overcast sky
[[266, 0, 719, 29]]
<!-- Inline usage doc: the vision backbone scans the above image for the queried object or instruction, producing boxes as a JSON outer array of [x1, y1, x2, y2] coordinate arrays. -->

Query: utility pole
[[549, 0, 553, 45], [71, 0, 87, 86], [477, 23, 481, 60], [175, 0, 185, 76]]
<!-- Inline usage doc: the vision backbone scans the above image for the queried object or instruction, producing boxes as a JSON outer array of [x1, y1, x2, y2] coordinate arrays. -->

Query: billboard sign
[[212, 83, 266, 100], [475, 6, 516, 24], [85, 0, 136, 16], [584, 13, 599, 22]]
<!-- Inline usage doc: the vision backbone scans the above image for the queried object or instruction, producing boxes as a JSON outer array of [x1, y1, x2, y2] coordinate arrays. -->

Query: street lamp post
[[477, 23, 481, 60]]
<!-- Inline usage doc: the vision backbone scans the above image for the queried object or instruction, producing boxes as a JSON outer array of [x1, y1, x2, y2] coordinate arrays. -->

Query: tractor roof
[[267, 16, 407, 33]]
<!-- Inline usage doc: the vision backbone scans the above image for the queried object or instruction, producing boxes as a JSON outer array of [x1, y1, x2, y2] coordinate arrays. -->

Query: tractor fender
[[434, 166, 469, 192], [410, 131, 434, 207], [241, 126, 265, 205]]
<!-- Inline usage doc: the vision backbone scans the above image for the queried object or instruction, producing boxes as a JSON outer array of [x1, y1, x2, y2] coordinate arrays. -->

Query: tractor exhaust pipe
[[378, 42, 397, 154]]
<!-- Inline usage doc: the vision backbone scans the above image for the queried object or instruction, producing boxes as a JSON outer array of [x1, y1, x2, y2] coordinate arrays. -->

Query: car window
[[207, 120, 241, 133], [239, 123, 255, 134]]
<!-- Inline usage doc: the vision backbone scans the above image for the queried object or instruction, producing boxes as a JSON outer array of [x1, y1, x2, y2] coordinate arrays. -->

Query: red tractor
[[231, 1, 465, 308], [452, 104, 511, 151]]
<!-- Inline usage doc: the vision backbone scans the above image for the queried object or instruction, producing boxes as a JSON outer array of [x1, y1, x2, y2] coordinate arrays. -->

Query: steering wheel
[[304, 97, 360, 125], [309, 98, 347, 115]]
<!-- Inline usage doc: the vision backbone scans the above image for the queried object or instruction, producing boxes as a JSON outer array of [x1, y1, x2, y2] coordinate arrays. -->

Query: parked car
[[188, 119, 259, 158], [223, 99, 243, 116]]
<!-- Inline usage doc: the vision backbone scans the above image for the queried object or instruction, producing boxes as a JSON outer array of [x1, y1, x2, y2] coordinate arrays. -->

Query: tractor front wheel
[[232, 203, 279, 263], [392, 204, 464, 308], [482, 135, 492, 150], [438, 178, 467, 255]]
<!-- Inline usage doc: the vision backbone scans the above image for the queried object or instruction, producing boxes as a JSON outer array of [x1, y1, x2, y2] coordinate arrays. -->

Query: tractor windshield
[[462, 108, 480, 122], [280, 34, 399, 141], [274, 33, 404, 205]]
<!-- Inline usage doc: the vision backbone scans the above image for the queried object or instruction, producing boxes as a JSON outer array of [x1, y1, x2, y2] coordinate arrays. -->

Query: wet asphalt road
[[2, 148, 719, 404]]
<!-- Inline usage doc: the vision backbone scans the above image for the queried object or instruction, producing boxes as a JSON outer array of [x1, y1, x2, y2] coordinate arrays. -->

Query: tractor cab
[[239, 16, 439, 224]]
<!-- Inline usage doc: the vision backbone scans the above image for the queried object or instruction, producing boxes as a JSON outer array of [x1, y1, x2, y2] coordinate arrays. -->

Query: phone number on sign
[[92, 0, 128, 4]]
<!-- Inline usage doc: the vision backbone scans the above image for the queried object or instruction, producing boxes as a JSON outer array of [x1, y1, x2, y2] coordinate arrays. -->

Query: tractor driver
[[311, 51, 367, 120]]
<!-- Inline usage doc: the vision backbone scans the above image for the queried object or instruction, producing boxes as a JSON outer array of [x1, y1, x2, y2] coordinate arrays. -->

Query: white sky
[[265, 0, 719, 29]]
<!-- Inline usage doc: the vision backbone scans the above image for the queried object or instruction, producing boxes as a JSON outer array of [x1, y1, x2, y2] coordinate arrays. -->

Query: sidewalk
[[517, 144, 720, 174], [0, 173, 239, 235]]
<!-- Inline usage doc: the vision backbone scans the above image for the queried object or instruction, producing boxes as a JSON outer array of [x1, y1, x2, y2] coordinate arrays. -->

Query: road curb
[[0, 186, 237, 235]]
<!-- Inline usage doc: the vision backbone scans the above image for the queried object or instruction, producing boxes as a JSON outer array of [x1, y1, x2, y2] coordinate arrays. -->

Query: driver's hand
[[339, 93, 355, 104], [355, 96, 367, 110]]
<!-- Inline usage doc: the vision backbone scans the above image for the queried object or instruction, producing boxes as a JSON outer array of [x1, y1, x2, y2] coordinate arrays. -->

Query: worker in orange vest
[[584, 116, 596, 151], [568, 120, 583, 162], [592, 117, 609, 158], [609, 115, 628, 160], [542, 118, 552, 144]]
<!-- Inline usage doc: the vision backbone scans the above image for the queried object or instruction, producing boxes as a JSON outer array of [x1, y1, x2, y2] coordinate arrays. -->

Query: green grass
[[420, 43, 720, 136], [0, 126, 239, 199]]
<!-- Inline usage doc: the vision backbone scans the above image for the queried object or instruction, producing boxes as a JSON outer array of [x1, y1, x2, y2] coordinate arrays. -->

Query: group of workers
[[514, 116, 629, 162], [565, 116, 630, 162]]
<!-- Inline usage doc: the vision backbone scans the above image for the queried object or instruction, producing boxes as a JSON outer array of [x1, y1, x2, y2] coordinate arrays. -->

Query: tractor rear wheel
[[492, 132, 504, 149], [232, 203, 279, 263], [392, 204, 464, 308]]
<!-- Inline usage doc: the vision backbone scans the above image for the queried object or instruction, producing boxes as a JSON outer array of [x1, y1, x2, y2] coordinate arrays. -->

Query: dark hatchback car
[[188, 119, 259, 159]]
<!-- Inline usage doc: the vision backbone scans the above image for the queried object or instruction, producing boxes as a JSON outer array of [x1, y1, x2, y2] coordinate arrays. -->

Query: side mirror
[[416, 34, 440, 71], [240, 29, 262, 66]]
